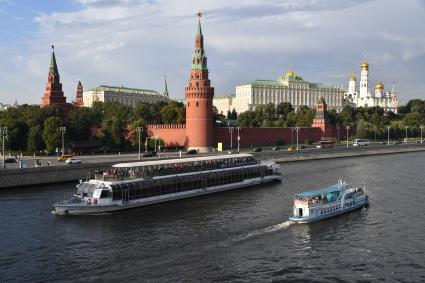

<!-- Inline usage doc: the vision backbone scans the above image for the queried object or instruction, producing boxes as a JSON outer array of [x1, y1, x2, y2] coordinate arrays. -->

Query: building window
[[188, 102, 190, 107], [196, 101, 199, 107]]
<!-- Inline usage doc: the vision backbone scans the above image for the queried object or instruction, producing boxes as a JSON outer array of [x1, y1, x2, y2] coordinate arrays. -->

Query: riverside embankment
[[0, 144, 424, 189]]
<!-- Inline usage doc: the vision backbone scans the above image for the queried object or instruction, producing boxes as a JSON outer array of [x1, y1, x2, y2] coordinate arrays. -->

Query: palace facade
[[82, 81, 170, 108], [234, 69, 345, 113]]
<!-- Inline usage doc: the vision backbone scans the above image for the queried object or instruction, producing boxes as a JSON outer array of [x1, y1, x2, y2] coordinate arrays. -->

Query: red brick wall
[[148, 125, 354, 149], [147, 124, 187, 147]]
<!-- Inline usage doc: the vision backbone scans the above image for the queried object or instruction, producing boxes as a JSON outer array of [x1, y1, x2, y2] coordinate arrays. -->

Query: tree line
[[235, 100, 425, 141], [0, 101, 185, 154], [1, 99, 424, 155]]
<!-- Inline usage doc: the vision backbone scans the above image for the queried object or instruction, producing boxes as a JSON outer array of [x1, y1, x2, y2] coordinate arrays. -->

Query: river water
[[1, 153, 424, 282]]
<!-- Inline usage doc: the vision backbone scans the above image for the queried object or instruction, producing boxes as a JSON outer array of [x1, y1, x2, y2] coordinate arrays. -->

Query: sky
[[0, 0, 424, 105]]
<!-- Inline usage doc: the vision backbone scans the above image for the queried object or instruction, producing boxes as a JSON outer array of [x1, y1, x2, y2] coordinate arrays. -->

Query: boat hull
[[53, 175, 281, 215], [289, 197, 369, 224]]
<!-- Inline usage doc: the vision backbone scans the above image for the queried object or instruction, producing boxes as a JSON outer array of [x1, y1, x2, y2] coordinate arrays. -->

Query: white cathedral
[[344, 58, 398, 113]]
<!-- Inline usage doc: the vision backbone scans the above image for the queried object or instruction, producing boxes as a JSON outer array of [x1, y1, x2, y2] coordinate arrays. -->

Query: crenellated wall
[[147, 124, 187, 147]]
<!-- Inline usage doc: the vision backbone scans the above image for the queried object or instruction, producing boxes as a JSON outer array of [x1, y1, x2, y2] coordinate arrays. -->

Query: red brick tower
[[41, 45, 67, 110], [312, 97, 333, 138], [73, 80, 84, 107], [184, 12, 214, 152]]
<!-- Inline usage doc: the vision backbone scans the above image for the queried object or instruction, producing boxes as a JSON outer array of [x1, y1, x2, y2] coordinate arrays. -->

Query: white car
[[66, 158, 82, 164]]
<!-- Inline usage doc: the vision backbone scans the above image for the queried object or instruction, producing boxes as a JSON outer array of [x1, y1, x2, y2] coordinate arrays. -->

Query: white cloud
[[0, 0, 424, 105]]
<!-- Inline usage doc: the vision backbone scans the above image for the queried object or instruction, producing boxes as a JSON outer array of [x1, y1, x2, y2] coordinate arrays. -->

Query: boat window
[[100, 190, 110, 198]]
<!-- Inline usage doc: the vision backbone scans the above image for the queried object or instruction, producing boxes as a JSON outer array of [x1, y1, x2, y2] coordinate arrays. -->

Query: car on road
[[299, 145, 306, 149], [142, 151, 157, 158], [58, 154, 74, 161], [287, 146, 295, 152], [185, 149, 198, 155], [65, 158, 82, 164], [394, 141, 402, 145], [272, 146, 280, 151], [4, 157, 17, 163], [252, 147, 262, 152]]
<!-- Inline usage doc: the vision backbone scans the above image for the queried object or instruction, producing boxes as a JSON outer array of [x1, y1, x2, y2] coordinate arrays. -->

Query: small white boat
[[289, 180, 368, 224]]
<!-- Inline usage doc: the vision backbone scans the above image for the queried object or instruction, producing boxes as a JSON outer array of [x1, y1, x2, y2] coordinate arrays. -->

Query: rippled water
[[1, 153, 424, 282]]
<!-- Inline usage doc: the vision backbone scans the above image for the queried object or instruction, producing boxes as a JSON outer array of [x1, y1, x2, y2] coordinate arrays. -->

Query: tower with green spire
[[163, 76, 169, 98], [184, 12, 215, 152], [41, 45, 67, 109]]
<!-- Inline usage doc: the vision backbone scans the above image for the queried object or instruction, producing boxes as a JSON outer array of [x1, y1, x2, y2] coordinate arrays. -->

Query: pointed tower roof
[[191, 12, 208, 71], [196, 11, 203, 36], [163, 76, 169, 97], [49, 45, 59, 76]]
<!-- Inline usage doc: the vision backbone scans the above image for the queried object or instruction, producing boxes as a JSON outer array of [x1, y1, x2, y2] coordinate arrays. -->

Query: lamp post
[[0, 127, 8, 168], [405, 126, 408, 143], [295, 127, 300, 150], [387, 125, 390, 145], [421, 125, 424, 143], [237, 127, 241, 152], [136, 127, 143, 160], [228, 127, 235, 151], [336, 124, 340, 143], [59, 126, 66, 156], [346, 126, 350, 148]]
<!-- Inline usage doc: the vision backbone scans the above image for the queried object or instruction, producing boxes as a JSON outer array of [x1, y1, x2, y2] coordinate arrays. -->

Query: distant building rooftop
[[87, 85, 165, 97]]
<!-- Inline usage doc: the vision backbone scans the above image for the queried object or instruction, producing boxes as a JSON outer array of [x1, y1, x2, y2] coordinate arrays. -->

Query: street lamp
[[237, 127, 241, 152], [228, 127, 235, 152], [346, 126, 350, 147], [405, 126, 408, 143], [421, 125, 424, 143], [136, 127, 143, 160], [0, 126, 8, 168], [387, 125, 390, 145], [295, 127, 300, 150], [59, 126, 66, 156]]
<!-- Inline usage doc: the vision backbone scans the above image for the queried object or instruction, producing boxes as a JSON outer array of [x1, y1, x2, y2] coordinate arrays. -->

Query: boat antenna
[[363, 177, 366, 194]]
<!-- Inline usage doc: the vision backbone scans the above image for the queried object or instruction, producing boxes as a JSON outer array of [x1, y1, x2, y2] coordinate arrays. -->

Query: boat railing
[[93, 161, 260, 181]]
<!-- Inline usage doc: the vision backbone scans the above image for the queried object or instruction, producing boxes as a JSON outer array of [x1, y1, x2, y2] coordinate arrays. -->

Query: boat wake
[[232, 220, 293, 243]]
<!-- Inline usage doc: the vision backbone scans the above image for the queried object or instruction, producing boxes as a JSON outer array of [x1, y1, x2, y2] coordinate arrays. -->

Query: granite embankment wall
[[273, 145, 425, 163], [0, 146, 424, 189], [0, 161, 122, 189]]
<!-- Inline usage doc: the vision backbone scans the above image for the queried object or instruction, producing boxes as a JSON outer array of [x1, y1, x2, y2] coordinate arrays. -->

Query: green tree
[[27, 125, 44, 152], [403, 112, 424, 128], [295, 106, 315, 127], [67, 107, 95, 141], [237, 111, 259, 127], [276, 102, 293, 119], [42, 117, 63, 153]]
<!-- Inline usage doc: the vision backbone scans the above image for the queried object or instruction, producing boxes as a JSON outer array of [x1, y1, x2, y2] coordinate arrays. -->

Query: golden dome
[[349, 73, 356, 81], [361, 60, 369, 70], [287, 68, 295, 76], [375, 80, 384, 90]]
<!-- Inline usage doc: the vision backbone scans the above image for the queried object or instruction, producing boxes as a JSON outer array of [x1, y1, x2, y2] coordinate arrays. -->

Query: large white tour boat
[[53, 154, 281, 215], [289, 180, 368, 224]]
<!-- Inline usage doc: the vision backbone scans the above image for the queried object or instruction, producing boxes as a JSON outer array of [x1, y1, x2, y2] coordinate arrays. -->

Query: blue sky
[[0, 0, 424, 105]]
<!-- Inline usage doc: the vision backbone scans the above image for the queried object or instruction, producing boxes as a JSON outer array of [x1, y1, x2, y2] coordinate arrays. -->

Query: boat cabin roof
[[112, 153, 253, 168], [296, 183, 349, 198]]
